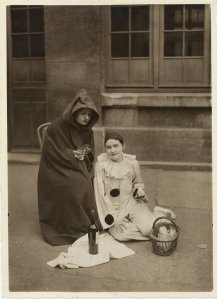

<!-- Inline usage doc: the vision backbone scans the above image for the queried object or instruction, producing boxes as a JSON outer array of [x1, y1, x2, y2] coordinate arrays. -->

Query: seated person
[[94, 132, 176, 241], [38, 89, 99, 245]]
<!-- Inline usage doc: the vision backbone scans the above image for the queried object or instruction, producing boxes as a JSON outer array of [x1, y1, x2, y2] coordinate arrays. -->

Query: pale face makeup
[[105, 139, 124, 163], [75, 108, 92, 126]]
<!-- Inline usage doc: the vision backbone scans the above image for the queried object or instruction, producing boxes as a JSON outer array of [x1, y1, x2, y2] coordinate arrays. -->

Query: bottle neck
[[90, 210, 96, 224]]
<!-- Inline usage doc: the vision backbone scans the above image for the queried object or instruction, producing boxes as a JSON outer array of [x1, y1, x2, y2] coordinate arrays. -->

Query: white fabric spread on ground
[[47, 233, 135, 268]]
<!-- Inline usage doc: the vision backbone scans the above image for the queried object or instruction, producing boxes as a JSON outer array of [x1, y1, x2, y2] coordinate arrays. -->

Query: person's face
[[75, 108, 92, 126], [105, 139, 124, 162]]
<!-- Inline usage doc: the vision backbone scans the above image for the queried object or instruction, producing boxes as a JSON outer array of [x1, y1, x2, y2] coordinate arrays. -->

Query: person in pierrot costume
[[94, 132, 176, 241]]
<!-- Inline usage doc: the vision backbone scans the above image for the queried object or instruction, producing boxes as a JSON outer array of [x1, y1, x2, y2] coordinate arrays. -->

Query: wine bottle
[[88, 210, 99, 255]]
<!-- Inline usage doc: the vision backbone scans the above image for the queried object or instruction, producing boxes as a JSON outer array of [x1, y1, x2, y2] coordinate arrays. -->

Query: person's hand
[[73, 149, 85, 160], [137, 187, 145, 197], [114, 218, 129, 232], [83, 144, 91, 154], [133, 187, 148, 203]]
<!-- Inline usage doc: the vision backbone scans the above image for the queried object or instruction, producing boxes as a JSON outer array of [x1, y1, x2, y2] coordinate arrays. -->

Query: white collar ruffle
[[97, 153, 136, 179]]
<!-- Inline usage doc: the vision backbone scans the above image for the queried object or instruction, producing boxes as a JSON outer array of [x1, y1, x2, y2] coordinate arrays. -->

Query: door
[[7, 5, 46, 151]]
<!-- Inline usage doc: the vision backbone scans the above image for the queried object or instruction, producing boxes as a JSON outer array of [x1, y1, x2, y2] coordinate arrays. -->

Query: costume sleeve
[[132, 160, 144, 185], [132, 160, 145, 192], [94, 162, 117, 229], [131, 160, 149, 202]]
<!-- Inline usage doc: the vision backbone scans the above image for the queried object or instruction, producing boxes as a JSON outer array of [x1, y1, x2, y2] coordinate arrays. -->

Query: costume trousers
[[108, 201, 163, 241]]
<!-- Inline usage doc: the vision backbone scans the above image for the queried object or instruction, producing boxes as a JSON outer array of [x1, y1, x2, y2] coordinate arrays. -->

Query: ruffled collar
[[97, 153, 136, 179]]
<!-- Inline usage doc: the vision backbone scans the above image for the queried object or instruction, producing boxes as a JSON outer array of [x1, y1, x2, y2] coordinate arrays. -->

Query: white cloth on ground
[[47, 232, 135, 268]]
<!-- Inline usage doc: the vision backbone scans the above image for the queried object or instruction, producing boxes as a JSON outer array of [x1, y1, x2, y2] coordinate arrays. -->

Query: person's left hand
[[83, 144, 91, 154], [133, 187, 148, 203], [73, 149, 85, 160]]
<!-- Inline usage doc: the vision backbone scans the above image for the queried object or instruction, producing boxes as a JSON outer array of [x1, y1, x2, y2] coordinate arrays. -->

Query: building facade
[[7, 5, 212, 166]]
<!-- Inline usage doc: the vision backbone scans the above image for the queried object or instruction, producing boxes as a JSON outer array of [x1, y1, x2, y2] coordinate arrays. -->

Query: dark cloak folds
[[37, 90, 100, 245]]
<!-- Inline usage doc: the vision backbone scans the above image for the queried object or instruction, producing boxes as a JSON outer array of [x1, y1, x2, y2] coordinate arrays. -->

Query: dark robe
[[37, 91, 100, 245]]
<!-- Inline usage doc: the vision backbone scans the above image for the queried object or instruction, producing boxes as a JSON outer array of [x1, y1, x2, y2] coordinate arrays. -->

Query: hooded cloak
[[37, 89, 100, 245]]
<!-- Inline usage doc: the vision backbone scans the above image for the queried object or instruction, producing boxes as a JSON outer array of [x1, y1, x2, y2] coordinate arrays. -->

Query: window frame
[[159, 4, 210, 87], [105, 5, 211, 90], [8, 5, 46, 86], [105, 5, 155, 88], [10, 5, 45, 60]]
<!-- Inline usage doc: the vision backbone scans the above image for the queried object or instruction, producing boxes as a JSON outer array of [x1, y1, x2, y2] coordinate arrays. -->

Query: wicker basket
[[150, 217, 180, 256]]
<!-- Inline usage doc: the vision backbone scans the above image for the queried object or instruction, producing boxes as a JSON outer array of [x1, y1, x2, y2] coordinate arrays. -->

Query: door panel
[[11, 102, 31, 146], [31, 60, 46, 82], [13, 60, 29, 82]]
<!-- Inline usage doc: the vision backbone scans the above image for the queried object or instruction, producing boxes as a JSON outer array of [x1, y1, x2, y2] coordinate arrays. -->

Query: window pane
[[131, 6, 149, 31], [111, 7, 129, 31], [185, 5, 204, 29], [164, 5, 183, 30], [164, 32, 182, 56], [185, 32, 204, 56], [11, 9, 27, 33], [29, 8, 44, 32], [111, 33, 129, 57], [12, 35, 28, 57], [131, 33, 149, 57], [30, 34, 45, 57]]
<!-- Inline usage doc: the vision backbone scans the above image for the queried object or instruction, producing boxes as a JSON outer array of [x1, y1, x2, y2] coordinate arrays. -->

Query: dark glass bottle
[[88, 210, 99, 255]]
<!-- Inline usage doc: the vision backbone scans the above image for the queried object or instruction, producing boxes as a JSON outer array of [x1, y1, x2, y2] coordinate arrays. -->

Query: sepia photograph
[[1, 0, 216, 297]]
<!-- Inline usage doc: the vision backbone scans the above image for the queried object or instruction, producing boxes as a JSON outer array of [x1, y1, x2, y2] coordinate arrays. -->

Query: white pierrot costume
[[94, 152, 176, 241], [94, 152, 146, 229]]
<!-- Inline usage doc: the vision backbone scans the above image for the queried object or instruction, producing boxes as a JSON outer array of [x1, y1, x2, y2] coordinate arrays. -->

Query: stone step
[[102, 127, 211, 163], [7, 152, 211, 172]]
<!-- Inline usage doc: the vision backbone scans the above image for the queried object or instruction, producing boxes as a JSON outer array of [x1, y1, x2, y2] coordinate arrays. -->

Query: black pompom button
[[105, 214, 114, 225], [110, 188, 120, 197]]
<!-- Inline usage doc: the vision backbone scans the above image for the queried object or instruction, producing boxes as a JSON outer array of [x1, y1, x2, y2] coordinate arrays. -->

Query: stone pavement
[[5, 159, 213, 295]]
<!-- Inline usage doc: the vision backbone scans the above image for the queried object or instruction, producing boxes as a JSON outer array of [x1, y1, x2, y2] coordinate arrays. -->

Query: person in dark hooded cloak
[[37, 89, 100, 245]]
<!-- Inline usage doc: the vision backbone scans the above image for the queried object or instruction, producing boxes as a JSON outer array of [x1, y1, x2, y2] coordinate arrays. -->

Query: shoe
[[154, 206, 176, 220]]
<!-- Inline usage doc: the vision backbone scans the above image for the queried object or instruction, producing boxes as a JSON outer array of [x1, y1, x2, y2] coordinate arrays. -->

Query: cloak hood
[[61, 89, 99, 129]]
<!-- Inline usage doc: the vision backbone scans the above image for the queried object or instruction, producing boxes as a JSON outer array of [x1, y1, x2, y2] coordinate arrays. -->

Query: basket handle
[[152, 216, 179, 233]]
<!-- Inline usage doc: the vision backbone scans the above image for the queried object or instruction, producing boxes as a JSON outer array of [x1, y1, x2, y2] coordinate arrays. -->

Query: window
[[107, 6, 153, 86], [106, 5, 210, 89], [164, 5, 204, 57], [159, 5, 209, 86], [9, 6, 45, 85], [111, 6, 149, 58], [11, 5, 45, 59]]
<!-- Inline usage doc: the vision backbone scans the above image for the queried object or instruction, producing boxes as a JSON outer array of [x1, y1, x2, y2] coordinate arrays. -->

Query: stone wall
[[44, 6, 103, 125], [101, 93, 212, 164]]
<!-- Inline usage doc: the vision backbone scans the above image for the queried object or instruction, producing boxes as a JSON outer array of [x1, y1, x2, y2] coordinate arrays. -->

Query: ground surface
[[6, 163, 213, 294]]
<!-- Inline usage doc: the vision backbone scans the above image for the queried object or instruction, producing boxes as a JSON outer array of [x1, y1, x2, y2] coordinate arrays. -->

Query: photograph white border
[[1, 0, 216, 298]]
